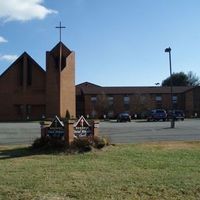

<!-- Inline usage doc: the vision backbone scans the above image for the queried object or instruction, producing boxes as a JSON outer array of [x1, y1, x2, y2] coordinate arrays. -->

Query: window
[[140, 95, 146, 103], [173, 95, 178, 109], [26, 105, 31, 114], [173, 96, 178, 103], [155, 96, 162, 101], [91, 96, 97, 112], [27, 59, 32, 86], [124, 96, 130, 111], [108, 96, 114, 105], [19, 65, 23, 86], [91, 96, 97, 102], [124, 96, 130, 105], [155, 95, 162, 108]]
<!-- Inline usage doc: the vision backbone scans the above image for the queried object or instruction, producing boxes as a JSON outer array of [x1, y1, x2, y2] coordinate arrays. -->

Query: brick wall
[[0, 53, 46, 121]]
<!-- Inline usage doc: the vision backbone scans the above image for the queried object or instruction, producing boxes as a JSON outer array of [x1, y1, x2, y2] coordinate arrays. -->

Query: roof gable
[[50, 42, 72, 57], [76, 82, 102, 95], [0, 52, 45, 79]]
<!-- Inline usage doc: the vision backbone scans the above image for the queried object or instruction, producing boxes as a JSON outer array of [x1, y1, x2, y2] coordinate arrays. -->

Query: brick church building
[[0, 42, 76, 121], [1, 41, 200, 121]]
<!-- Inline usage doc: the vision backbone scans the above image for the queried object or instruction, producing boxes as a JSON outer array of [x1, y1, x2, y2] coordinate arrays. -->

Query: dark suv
[[167, 110, 185, 121], [147, 109, 167, 121], [117, 112, 131, 122]]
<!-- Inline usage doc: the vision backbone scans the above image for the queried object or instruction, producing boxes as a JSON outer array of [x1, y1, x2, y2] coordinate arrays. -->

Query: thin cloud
[[0, 0, 57, 22], [0, 36, 8, 43], [0, 54, 18, 62]]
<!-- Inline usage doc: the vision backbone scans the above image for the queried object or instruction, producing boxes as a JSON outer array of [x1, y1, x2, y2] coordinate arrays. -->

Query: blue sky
[[0, 0, 200, 86]]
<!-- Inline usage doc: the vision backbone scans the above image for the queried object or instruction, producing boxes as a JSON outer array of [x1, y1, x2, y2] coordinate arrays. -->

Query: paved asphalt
[[0, 119, 200, 145], [0, 122, 40, 145], [99, 119, 200, 144]]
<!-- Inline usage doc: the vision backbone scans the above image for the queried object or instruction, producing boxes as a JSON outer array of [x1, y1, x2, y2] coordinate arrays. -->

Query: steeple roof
[[48, 42, 73, 71], [50, 42, 72, 57]]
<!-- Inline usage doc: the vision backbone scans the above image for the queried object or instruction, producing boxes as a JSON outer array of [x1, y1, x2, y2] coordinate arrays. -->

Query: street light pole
[[165, 47, 175, 128]]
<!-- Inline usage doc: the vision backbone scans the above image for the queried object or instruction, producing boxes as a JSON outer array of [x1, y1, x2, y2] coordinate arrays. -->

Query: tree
[[162, 72, 188, 86], [187, 71, 200, 86], [161, 71, 200, 86]]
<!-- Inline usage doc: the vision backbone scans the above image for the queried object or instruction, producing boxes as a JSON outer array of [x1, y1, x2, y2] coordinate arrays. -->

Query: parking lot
[[0, 119, 200, 145], [100, 119, 200, 143]]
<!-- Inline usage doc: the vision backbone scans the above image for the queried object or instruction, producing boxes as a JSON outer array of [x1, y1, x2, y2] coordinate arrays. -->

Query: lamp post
[[165, 47, 175, 128]]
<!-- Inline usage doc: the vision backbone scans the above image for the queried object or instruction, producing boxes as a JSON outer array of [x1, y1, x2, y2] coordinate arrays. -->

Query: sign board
[[47, 116, 65, 137], [74, 116, 92, 137]]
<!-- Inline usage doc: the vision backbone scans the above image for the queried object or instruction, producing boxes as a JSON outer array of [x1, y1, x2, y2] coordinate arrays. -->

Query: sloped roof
[[76, 82, 102, 95], [0, 52, 45, 79], [49, 42, 72, 57], [76, 82, 193, 95]]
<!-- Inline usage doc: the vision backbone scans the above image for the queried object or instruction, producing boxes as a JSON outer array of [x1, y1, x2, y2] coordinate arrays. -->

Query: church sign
[[74, 116, 92, 137], [47, 116, 65, 137]]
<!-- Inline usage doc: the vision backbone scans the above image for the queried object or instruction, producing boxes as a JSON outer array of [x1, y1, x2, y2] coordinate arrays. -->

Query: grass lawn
[[0, 141, 200, 200]]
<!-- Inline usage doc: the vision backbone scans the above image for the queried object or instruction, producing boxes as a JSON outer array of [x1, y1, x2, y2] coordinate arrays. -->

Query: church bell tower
[[45, 23, 76, 119]]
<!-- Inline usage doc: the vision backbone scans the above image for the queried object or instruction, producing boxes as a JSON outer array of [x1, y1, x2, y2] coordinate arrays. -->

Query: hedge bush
[[32, 135, 110, 153]]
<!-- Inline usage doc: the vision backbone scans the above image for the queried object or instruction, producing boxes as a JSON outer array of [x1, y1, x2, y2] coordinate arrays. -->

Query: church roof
[[0, 52, 45, 78], [49, 42, 72, 57], [76, 82, 193, 95]]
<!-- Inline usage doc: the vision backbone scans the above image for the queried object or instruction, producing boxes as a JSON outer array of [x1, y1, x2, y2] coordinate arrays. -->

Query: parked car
[[147, 109, 167, 121], [167, 110, 185, 121], [117, 112, 131, 122]]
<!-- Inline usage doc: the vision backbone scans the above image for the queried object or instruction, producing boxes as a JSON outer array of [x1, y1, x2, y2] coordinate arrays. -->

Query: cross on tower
[[55, 21, 66, 42]]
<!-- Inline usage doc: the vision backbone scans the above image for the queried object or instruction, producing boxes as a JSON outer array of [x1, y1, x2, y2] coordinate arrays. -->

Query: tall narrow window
[[124, 96, 130, 105], [16, 57, 24, 86], [155, 95, 162, 108], [91, 96, 97, 117], [26, 105, 31, 115], [19, 64, 23, 86], [108, 96, 114, 106], [27, 59, 32, 86], [172, 96, 178, 103], [124, 96, 130, 111], [173, 95, 178, 109]]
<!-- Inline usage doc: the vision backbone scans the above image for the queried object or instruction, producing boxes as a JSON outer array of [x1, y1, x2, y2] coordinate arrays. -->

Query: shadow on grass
[[0, 146, 66, 160]]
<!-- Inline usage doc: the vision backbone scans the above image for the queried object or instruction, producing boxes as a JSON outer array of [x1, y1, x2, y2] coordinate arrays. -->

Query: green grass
[[0, 142, 200, 200]]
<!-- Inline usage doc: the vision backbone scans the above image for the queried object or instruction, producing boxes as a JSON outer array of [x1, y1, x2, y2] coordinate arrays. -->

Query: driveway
[[0, 119, 200, 145]]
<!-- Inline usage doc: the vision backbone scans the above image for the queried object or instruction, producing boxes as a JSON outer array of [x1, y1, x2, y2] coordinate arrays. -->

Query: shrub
[[93, 136, 110, 149], [71, 137, 92, 152], [32, 135, 110, 153], [71, 136, 110, 151], [32, 137, 67, 151], [93, 136, 106, 149]]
